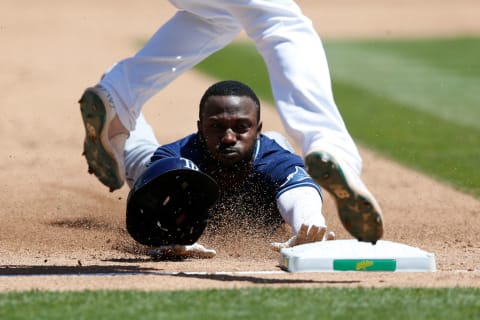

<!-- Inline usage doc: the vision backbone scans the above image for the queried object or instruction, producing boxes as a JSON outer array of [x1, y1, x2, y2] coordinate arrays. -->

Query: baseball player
[[79, 0, 383, 244], [125, 80, 333, 258]]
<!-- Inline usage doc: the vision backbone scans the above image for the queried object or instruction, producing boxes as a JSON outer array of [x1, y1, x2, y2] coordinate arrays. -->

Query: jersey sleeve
[[151, 144, 180, 162], [150, 134, 198, 163], [255, 136, 322, 199], [277, 165, 321, 198]]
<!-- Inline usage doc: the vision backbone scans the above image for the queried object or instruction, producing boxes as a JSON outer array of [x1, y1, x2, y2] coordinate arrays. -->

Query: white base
[[279, 240, 436, 272]]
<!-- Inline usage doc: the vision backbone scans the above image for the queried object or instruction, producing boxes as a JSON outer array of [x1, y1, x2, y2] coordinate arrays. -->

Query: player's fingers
[[296, 224, 309, 243], [312, 227, 326, 242], [305, 225, 320, 242]]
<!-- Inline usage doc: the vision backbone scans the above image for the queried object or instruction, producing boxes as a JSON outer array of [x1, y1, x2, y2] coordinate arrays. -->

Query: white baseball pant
[[100, 0, 362, 176]]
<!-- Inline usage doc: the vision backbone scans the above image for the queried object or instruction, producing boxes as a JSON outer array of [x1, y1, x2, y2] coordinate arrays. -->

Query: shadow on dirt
[[0, 265, 361, 285], [173, 272, 361, 285], [0, 264, 157, 276]]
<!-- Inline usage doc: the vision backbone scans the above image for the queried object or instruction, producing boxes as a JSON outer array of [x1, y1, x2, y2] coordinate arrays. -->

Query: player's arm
[[271, 163, 335, 250], [271, 186, 334, 251], [277, 185, 325, 234]]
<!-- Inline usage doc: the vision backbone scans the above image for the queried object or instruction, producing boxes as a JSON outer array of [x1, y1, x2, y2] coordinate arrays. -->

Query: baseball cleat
[[305, 150, 383, 244], [79, 86, 128, 191]]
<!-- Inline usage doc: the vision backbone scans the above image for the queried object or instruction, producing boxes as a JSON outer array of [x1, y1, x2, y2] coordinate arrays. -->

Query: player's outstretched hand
[[271, 224, 335, 251], [147, 243, 216, 259]]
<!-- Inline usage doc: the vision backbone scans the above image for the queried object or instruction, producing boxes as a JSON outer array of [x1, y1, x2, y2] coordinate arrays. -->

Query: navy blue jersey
[[151, 133, 321, 230]]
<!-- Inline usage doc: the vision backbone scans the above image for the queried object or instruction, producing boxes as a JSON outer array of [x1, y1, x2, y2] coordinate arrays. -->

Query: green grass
[[1, 287, 479, 319], [195, 38, 480, 197]]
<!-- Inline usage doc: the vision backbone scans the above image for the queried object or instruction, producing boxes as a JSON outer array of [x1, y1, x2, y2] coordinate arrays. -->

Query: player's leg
[[80, 9, 240, 190], [100, 10, 241, 132], [124, 113, 160, 188], [224, 0, 383, 243]]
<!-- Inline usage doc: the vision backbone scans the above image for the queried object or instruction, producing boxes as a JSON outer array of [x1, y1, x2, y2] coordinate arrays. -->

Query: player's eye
[[235, 123, 251, 133], [208, 122, 221, 129]]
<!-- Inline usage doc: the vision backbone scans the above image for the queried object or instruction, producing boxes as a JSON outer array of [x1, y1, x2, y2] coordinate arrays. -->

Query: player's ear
[[257, 121, 263, 137]]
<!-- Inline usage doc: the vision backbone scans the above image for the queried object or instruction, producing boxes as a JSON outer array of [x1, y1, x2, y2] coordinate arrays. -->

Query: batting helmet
[[126, 157, 219, 246]]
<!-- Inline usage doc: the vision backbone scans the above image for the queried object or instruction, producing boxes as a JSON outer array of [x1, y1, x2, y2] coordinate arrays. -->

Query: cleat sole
[[306, 151, 383, 243], [79, 88, 124, 191]]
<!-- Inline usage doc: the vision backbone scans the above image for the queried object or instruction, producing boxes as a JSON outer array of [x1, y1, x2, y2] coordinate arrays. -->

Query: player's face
[[198, 95, 262, 167]]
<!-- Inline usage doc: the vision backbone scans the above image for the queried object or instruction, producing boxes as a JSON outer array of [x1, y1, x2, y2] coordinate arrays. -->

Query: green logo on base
[[333, 259, 397, 271]]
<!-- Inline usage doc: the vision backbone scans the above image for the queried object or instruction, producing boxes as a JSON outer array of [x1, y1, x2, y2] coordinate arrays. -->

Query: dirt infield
[[1, 0, 479, 291]]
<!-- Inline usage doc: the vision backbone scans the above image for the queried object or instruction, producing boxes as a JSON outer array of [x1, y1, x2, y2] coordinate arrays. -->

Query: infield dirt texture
[[1, 0, 479, 291]]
